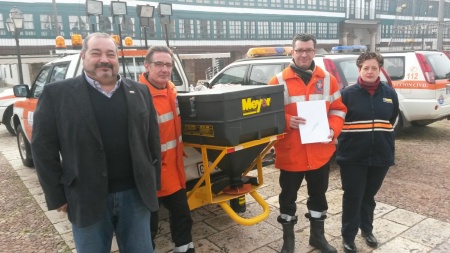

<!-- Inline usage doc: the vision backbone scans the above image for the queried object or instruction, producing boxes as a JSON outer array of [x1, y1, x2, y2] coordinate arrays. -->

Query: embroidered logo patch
[[314, 80, 324, 94], [383, 98, 393, 103]]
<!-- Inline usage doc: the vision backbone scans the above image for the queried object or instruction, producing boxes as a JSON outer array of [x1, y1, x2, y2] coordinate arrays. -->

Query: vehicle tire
[[394, 113, 403, 136], [2, 105, 15, 135], [410, 121, 432, 127], [16, 125, 34, 167]]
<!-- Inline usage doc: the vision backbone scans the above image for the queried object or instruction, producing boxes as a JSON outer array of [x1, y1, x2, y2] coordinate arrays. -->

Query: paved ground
[[1, 124, 450, 253]]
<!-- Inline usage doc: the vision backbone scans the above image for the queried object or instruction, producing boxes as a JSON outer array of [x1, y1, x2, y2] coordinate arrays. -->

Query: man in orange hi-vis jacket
[[139, 46, 194, 253], [268, 33, 347, 253]]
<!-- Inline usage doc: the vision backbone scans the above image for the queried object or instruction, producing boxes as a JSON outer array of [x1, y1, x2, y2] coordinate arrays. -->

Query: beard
[[85, 63, 117, 79]]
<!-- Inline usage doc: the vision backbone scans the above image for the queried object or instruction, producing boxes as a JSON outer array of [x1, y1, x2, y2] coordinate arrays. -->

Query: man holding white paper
[[268, 33, 347, 253]]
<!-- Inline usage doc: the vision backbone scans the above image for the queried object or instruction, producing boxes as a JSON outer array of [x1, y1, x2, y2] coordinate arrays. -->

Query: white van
[[381, 51, 450, 129]]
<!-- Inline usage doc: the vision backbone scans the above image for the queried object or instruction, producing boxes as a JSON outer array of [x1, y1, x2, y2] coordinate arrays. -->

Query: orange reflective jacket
[[268, 66, 347, 172], [139, 74, 186, 197]]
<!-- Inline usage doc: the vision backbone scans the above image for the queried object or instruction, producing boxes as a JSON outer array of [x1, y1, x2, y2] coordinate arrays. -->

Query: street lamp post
[[6, 7, 24, 84], [158, 3, 172, 47]]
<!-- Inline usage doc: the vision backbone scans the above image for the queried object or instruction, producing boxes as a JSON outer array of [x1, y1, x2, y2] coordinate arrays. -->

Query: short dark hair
[[292, 33, 317, 48], [81, 32, 117, 53], [356, 52, 384, 68], [144, 46, 173, 63]]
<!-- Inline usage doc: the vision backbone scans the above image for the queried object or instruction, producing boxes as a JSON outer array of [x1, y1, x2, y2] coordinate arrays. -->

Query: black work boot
[[306, 214, 337, 253], [277, 215, 297, 253]]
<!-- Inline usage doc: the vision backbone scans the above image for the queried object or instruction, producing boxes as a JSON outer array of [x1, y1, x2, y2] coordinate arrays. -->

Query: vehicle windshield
[[424, 53, 450, 80], [335, 58, 389, 86]]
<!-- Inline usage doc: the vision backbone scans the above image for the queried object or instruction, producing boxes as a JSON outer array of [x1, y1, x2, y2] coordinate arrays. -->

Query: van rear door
[[419, 51, 450, 108]]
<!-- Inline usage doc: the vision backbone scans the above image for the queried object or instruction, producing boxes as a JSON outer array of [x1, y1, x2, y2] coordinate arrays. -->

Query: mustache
[[95, 63, 114, 69]]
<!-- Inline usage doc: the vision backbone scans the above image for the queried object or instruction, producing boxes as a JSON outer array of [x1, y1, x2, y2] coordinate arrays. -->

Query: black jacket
[[31, 74, 161, 228], [336, 81, 399, 167]]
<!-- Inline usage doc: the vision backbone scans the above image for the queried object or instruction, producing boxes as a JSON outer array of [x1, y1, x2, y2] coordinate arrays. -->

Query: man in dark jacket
[[31, 32, 161, 253]]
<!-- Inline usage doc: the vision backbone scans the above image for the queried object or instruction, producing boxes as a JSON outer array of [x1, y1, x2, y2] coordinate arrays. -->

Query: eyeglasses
[[293, 49, 315, 55], [149, 61, 173, 68]]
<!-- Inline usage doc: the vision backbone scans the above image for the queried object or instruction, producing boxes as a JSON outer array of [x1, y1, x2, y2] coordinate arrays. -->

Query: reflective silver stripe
[[290, 95, 306, 103], [158, 111, 174, 124], [276, 72, 290, 106], [280, 213, 297, 222], [309, 210, 327, 218], [323, 71, 330, 99], [329, 90, 342, 104], [309, 94, 324, 101], [161, 135, 183, 152], [173, 242, 194, 253], [329, 110, 346, 119], [161, 139, 177, 152]]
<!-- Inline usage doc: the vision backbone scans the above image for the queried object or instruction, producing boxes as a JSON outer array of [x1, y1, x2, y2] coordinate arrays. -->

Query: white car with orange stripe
[[0, 88, 25, 135], [381, 51, 450, 129]]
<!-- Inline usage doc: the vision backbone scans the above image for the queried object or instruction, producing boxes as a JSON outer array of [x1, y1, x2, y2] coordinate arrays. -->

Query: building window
[[69, 16, 89, 37], [0, 14, 5, 36], [306, 22, 316, 35], [179, 19, 194, 38], [229, 20, 241, 39], [212, 0, 226, 4], [214, 20, 226, 38], [258, 21, 269, 39], [228, 0, 241, 5], [22, 14, 35, 36], [242, 0, 255, 7], [284, 0, 295, 8], [196, 0, 211, 4], [318, 0, 327, 10], [272, 21, 282, 38], [329, 23, 338, 38], [259, 0, 269, 7], [295, 22, 306, 34], [121, 17, 135, 37], [329, 0, 337, 11], [307, 0, 317, 10], [196, 19, 210, 39], [382, 0, 389, 12], [284, 21, 294, 39], [349, 0, 355, 15], [99, 15, 112, 33], [40, 14, 63, 37], [243, 21, 256, 39], [271, 0, 282, 8], [318, 22, 327, 38]]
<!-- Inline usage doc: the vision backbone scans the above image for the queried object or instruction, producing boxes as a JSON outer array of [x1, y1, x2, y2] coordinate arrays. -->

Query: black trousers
[[150, 188, 193, 248], [279, 162, 330, 217], [339, 163, 389, 242]]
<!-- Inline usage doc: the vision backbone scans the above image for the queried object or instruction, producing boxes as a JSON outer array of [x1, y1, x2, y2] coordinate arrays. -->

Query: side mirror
[[13, 84, 30, 98]]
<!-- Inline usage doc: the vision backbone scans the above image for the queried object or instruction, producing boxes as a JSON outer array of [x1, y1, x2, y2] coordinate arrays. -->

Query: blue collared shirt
[[84, 71, 122, 98]]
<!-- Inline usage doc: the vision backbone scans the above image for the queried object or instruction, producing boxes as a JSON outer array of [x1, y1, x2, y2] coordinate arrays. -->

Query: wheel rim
[[18, 132, 27, 158]]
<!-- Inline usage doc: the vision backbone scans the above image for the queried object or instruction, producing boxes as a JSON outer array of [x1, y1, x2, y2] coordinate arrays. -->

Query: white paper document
[[296, 100, 331, 144]]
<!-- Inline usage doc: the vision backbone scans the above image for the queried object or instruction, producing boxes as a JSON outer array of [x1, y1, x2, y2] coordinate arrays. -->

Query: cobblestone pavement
[[0, 137, 70, 252], [1, 122, 450, 253]]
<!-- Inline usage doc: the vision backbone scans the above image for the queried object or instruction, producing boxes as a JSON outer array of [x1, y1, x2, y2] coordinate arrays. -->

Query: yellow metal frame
[[184, 133, 284, 226]]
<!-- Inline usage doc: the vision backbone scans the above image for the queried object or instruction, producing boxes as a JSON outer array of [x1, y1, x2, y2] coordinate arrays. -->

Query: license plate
[[197, 162, 220, 177]]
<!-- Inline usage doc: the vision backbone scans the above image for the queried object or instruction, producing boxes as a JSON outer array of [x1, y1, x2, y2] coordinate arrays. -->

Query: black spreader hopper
[[178, 85, 285, 192]]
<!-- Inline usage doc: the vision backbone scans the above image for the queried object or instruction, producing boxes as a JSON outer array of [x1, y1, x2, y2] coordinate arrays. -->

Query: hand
[[57, 203, 68, 213], [290, 116, 306, 129], [321, 129, 335, 143]]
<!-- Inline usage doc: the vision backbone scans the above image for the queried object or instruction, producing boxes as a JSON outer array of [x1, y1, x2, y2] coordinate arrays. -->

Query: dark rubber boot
[[277, 215, 297, 253], [307, 214, 337, 253]]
